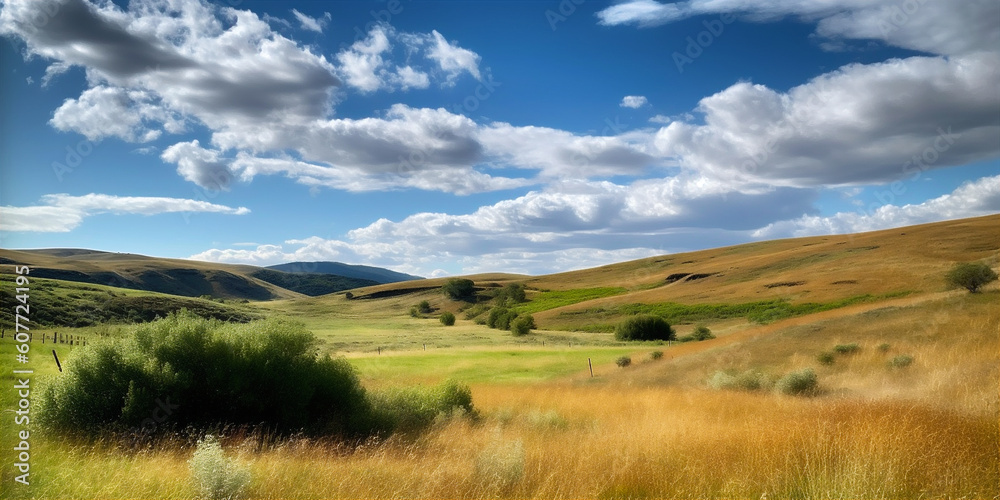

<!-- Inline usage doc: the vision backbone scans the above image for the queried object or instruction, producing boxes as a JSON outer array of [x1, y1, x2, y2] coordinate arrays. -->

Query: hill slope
[[0, 249, 302, 300], [299, 215, 999, 331], [267, 261, 423, 284]]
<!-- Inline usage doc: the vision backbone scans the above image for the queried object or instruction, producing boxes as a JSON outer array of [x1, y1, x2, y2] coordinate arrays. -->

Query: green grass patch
[[348, 346, 639, 385], [558, 292, 914, 331], [513, 287, 628, 315]]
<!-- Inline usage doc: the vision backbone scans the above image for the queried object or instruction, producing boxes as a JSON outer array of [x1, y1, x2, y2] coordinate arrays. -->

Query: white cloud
[[0, 193, 249, 233], [335, 25, 392, 92], [597, 0, 688, 28], [596, 0, 999, 56], [50, 86, 184, 142], [161, 140, 237, 191], [653, 53, 1000, 187], [189, 175, 816, 275], [425, 30, 481, 83], [752, 174, 1000, 239], [291, 9, 330, 33], [620, 95, 648, 108]]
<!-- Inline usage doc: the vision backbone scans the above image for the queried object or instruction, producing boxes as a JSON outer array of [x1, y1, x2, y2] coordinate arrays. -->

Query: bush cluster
[[492, 283, 526, 306], [615, 356, 632, 368], [678, 325, 715, 342], [38, 312, 474, 438], [615, 315, 675, 341], [486, 307, 534, 335], [709, 368, 819, 396]]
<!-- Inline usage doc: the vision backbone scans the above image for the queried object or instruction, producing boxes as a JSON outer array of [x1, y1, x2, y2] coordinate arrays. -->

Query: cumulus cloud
[[424, 30, 481, 83], [189, 175, 815, 274], [50, 85, 184, 142], [653, 53, 1000, 187], [0, 193, 249, 233], [291, 9, 330, 33], [161, 140, 236, 191], [752, 175, 1000, 239], [620, 95, 648, 108]]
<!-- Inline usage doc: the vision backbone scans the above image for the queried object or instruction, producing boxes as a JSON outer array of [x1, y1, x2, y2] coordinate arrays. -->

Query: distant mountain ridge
[[266, 261, 423, 284], [0, 249, 395, 299]]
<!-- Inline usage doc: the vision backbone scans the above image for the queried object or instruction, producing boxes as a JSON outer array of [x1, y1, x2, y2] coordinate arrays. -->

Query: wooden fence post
[[589, 358, 594, 378]]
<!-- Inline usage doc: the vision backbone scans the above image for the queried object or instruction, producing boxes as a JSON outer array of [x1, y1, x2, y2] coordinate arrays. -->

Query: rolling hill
[[0, 249, 376, 299], [304, 214, 1000, 331], [266, 261, 423, 283]]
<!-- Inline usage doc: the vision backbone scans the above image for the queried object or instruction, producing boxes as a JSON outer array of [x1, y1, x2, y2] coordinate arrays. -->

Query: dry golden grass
[[22, 385, 992, 499]]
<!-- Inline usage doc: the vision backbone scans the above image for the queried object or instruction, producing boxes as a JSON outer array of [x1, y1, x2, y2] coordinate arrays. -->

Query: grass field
[[1, 216, 997, 499]]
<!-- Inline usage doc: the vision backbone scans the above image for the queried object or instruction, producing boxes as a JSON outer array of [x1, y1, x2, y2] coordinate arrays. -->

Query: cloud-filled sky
[[1, 0, 998, 277]]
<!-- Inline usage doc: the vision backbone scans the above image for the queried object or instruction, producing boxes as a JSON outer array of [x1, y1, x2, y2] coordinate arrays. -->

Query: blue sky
[[1, 0, 998, 277]]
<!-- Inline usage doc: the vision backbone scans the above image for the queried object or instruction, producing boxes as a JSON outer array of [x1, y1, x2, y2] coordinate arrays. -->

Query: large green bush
[[442, 278, 476, 301], [368, 380, 475, 433], [39, 312, 373, 437], [486, 307, 518, 330], [615, 315, 675, 341]]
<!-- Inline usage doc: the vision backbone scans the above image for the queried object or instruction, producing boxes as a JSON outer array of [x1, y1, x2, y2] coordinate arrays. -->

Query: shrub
[[409, 306, 420, 318], [369, 380, 475, 433], [946, 262, 998, 293], [888, 354, 914, 369], [776, 368, 818, 396], [833, 343, 861, 355], [189, 435, 251, 500], [816, 352, 835, 365], [442, 278, 476, 301], [418, 300, 432, 314], [649, 350, 664, 361], [615, 356, 632, 368], [709, 369, 772, 392], [38, 312, 371, 437], [511, 315, 534, 336], [344, 291, 354, 300], [486, 307, 518, 330], [439, 311, 456, 326], [878, 343, 891, 353], [475, 438, 525, 492], [493, 283, 526, 306], [463, 303, 490, 320], [615, 315, 675, 341], [691, 325, 715, 340]]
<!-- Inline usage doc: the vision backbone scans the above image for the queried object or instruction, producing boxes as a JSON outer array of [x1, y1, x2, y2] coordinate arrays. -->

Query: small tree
[[615, 315, 675, 341], [440, 312, 456, 326], [946, 262, 998, 293], [418, 300, 432, 314], [443, 278, 476, 301], [493, 283, 526, 306], [511, 315, 534, 336]]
